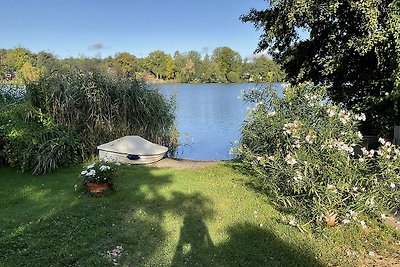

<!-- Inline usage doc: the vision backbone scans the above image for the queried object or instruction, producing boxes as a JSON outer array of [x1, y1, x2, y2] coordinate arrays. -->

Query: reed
[[26, 69, 176, 154]]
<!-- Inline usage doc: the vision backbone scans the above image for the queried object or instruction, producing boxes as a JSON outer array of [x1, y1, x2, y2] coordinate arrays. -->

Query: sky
[[1, 0, 269, 59]]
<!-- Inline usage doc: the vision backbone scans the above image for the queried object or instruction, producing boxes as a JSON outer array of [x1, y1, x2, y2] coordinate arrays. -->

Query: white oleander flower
[[342, 219, 350, 224], [327, 108, 336, 117], [285, 154, 297, 165]]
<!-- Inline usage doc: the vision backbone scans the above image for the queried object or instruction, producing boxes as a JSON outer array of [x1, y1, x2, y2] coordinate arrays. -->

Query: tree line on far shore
[[0, 46, 285, 84]]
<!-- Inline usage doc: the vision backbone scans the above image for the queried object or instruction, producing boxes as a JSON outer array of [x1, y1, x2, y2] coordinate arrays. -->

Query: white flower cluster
[[342, 211, 367, 228], [365, 197, 375, 207], [327, 108, 336, 117], [305, 133, 316, 144], [354, 113, 366, 121], [283, 120, 301, 136], [326, 184, 338, 194], [285, 154, 297, 165], [293, 170, 302, 182], [80, 163, 112, 177], [377, 138, 400, 160], [305, 94, 319, 101], [81, 169, 96, 177], [361, 147, 375, 158], [99, 165, 111, 171], [322, 139, 355, 155], [338, 110, 351, 124], [256, 155, 276, 164]]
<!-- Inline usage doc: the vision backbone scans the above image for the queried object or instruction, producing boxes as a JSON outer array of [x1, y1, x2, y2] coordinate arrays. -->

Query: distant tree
[[1, 47, 32, 82], [35, 51, 60, 75], [241, 0, 400, 135], [199, 54, 213, 82], [146, 50, 168, 79], [2, 47, 31, 71], [173, 51, 186, 82], [164, 55, 174, 79], [212, 47, 242, 82], [245, 55, 285, 82], [113, 52, 138, 77], [20, 61, 42, 82], [186, 51, 202, 82]]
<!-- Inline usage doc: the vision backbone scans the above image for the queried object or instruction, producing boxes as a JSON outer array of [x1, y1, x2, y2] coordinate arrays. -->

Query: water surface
[[159, 83, 282, 160]]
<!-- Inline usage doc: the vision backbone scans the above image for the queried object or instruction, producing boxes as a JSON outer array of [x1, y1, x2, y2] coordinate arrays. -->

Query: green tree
[[241, 0, 400, 136], [145, 50, 168, 80], [164, 54, 174, 79], [212, 47, 242, 82], [34, 51, 60, 75], [245, 55, 285, 82], [113, 52, 138, 77], [20, 61, 42, 82], [3, 47, 31, 71]]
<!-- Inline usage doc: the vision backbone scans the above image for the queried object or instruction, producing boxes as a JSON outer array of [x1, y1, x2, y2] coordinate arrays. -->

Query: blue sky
[[1, 0, 268, 59]]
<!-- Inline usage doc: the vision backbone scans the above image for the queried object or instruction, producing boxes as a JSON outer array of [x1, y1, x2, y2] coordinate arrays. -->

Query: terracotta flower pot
[[86, 182, 110, 193]]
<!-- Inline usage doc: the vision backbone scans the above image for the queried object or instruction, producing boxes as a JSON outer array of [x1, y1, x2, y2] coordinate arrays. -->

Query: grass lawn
[[0, 162, 399, 266]]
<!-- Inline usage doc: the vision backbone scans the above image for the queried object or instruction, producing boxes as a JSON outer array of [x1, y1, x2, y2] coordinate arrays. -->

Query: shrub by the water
[[0, 69, 176, 174], [26, 69, 176, 152], [236, 83, 400, 226]]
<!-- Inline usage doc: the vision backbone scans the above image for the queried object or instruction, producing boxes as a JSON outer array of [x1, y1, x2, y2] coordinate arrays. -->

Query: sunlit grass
[[0, 163, 398, 266]]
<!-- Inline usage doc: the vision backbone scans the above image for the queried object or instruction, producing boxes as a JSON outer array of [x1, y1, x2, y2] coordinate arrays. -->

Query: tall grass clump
[[236, 82, 400, 227], [0, 69, 176, 174], [26, 69, 176, 151]]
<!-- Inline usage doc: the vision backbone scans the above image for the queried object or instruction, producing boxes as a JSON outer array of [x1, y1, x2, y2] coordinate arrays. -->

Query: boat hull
[[97, 136, 168, 165]]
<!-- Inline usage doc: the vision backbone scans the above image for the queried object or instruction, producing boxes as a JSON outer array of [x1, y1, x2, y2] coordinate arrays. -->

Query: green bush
[[1, 103, 85, 174], [236, 83, 400, 226], [1, 69, 177, 174], [26, 69, 176, 153]]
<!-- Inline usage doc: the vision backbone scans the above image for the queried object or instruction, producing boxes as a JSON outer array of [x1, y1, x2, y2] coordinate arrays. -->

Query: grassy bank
[[0, 163, 398, 266]]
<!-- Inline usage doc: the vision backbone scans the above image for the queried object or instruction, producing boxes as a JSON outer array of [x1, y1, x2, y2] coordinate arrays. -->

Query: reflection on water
[[159, 83, 282, 160]]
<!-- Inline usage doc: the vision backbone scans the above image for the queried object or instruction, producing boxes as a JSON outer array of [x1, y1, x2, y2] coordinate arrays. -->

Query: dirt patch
[[146, 158, 221, 169]]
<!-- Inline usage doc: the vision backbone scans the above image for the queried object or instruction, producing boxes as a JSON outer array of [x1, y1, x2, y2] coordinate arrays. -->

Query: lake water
[[158, 83, 282, 160]]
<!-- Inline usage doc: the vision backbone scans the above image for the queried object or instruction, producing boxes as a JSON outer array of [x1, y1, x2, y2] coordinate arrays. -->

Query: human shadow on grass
[[171, 220, 323, 267], [1, 165, 323, 267], [171, 196, 215, 266]]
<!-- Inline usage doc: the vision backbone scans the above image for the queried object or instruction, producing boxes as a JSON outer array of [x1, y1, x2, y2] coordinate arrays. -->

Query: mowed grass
[[0, 163, 398, 266]]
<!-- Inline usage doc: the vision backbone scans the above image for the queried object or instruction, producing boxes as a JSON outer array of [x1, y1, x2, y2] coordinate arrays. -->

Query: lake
[[158, 83, 282, 160]]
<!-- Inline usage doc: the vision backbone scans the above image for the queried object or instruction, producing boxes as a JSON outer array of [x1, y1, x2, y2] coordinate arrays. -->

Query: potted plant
[[79, 161, 120, 193]]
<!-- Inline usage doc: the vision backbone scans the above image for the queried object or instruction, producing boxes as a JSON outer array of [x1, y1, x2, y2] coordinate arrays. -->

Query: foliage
[[236, 83, 400, 226], [241, 0, 400, 136], [0, 103, 85, 174], [1, 46, 285, 84], [145, 50, 168, 79], [112, 52, 138, 77], [79, 161, 119, 185], [212, 47, 242, 83], [25, 69, 176, 153]]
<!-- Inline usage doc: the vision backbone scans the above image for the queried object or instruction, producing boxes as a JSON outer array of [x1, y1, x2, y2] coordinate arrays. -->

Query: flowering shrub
[[236, 82, 400, 226], [79, 161, 120, 185]]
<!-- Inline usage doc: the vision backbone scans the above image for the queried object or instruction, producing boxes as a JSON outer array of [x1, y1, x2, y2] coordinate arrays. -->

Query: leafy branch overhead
[[241, 0, 400, 136]]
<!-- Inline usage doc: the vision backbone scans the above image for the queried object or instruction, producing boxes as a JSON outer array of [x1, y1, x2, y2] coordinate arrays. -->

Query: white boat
[[97, 136, 168, 164]]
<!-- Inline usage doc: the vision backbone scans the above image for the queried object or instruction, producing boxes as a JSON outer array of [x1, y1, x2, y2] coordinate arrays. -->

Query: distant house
[[6, 71, 16, 80], [143, 71, 156, 81]]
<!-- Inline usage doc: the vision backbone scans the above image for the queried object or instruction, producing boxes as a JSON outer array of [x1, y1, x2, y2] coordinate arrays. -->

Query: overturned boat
[[97, 136, 168, 164]]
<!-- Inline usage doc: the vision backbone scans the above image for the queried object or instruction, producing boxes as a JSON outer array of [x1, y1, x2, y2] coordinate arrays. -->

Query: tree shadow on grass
[[1, 165, 323, 267], [216, 223, 323, 267]]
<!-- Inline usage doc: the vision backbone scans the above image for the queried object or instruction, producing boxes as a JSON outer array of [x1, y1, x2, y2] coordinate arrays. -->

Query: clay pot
[[86, 182, 110, 193]]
